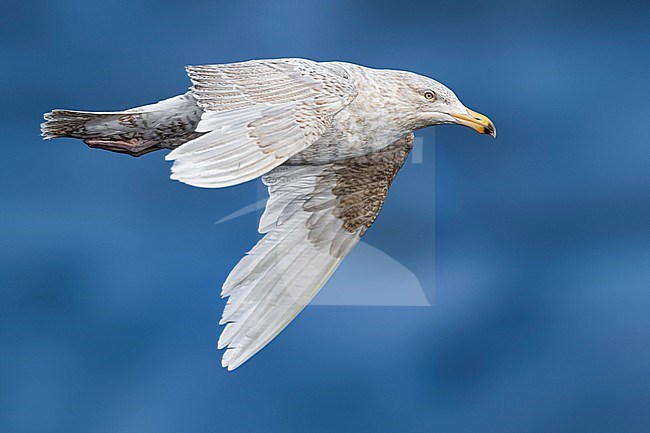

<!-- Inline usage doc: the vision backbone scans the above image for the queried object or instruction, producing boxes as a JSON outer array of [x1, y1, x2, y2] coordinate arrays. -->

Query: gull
[[42, 58, 496, 370]]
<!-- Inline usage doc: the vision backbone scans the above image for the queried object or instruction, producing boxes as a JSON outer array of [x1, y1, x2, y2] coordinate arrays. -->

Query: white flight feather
[[218, 164, 361, 370]]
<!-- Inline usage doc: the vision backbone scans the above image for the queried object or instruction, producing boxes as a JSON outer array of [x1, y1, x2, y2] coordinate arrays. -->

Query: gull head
[[394, 71, 496, 138]]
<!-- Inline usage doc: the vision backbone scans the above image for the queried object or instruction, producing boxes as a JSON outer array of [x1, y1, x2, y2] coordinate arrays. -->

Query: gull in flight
[[42, 58, 496, 370]]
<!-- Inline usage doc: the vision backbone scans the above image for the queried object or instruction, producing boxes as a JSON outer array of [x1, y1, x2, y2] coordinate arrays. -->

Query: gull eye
[[423, 91, 436, 101]]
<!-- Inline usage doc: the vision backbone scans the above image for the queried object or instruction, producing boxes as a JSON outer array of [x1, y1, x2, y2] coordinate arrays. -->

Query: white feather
[[218, 164, 362, 370]]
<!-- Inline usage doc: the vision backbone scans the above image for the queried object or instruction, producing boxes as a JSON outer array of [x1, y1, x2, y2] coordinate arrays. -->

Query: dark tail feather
[[41, 109, 104, 139], [41, 93, 203, 157], [41, 110, 163, 157]]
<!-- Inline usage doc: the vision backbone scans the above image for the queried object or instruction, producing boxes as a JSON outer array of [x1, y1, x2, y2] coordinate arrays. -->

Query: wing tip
[[221, 347, 246, 371]]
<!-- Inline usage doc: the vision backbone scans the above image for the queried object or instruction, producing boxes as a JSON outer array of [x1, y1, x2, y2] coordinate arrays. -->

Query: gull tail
[[41, 93, 204, 157], [41, 110, 106, 139]]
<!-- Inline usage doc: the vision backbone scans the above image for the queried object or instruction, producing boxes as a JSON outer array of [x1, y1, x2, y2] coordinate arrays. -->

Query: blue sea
[[1, 1, 648, 431]]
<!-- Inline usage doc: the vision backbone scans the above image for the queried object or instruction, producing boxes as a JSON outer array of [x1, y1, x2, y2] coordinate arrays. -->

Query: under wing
[[218, 134, 414, 370]]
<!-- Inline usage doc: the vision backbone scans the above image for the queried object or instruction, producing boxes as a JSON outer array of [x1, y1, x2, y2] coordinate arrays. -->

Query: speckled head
[[390, 70, 496, 137]]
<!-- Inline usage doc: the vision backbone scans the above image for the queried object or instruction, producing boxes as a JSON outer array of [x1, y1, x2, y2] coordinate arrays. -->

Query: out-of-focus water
[[1, 1, 648, 432]]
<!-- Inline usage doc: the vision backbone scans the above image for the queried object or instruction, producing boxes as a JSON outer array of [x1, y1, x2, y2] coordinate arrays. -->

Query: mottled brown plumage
[[332, 134, 413, 235]]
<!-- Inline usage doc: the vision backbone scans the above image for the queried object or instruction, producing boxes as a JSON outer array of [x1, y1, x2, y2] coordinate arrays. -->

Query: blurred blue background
[[1, 1, 649, 431]]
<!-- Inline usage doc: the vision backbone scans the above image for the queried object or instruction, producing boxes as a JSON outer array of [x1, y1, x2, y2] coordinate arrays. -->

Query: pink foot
[[84, 138, 159, 157]]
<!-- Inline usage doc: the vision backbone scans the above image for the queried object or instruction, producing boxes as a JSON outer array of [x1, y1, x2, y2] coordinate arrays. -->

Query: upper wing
[[218, 135, 414, 370], [165, 59, 358, 188]]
